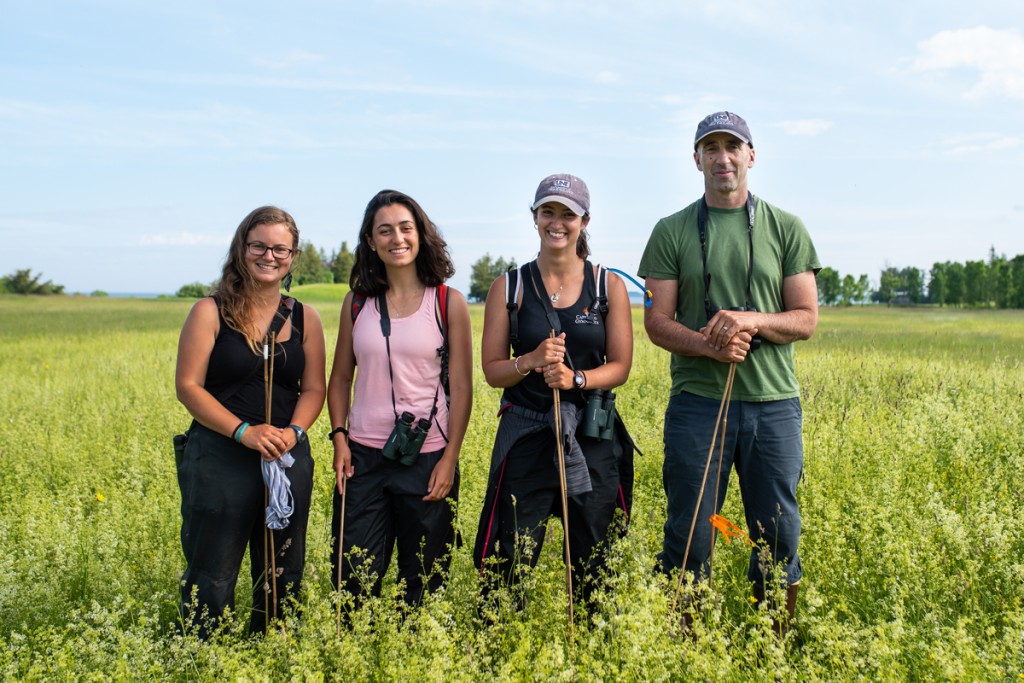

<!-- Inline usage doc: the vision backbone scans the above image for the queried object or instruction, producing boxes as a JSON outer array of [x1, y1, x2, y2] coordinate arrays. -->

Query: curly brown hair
[[212, 206, 299, 352], [350, 190, 454, 297]]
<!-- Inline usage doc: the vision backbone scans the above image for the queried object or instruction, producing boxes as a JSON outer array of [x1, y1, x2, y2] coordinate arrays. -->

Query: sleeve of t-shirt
[[638, 219, 681, 281], [782, 216, 822, 277]]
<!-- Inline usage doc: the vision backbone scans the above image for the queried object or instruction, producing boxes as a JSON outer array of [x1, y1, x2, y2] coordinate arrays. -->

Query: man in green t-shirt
[[638, 111, 820, 634]]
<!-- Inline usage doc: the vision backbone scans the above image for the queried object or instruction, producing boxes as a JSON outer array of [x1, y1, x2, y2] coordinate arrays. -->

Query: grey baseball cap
[[694, 111, 753, 148], [530, 173, 590, 216]]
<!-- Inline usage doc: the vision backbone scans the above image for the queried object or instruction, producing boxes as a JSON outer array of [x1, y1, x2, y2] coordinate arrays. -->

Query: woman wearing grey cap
[[472, 173, 639, 605]]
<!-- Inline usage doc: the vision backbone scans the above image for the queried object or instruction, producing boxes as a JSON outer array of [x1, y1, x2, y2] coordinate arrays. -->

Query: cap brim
[[530, 195, 586, 216], [694, 129, 751, 147]]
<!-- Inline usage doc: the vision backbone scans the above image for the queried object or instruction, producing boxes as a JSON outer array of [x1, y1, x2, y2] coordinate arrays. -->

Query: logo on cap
[[553, 179, 571, 189]]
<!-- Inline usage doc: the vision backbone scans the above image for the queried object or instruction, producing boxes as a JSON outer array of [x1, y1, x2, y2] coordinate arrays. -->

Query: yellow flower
[[96, 493, 105, 502]]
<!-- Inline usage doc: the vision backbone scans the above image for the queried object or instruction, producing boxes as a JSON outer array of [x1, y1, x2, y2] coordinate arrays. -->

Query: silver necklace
[[550, 283, 563, 303]]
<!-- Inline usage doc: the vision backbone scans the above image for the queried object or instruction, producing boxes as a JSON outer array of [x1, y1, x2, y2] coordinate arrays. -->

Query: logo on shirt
[[574, 307, 601, 325]]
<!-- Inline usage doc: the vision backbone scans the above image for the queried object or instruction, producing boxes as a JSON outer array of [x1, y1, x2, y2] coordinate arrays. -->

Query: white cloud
[[940, 132, 1021, 155], [911, 26, 1024, 99], [771, 119, 834, 136]]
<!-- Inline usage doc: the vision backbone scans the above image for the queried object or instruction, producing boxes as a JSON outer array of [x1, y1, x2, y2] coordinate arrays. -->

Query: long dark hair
[[350, 189, 455, 296], [213, 205, 299, 352]]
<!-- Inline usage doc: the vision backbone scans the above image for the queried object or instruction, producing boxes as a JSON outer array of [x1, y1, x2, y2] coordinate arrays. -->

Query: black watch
[[573, 371, 586, 389], [288, 424, 306, 444]]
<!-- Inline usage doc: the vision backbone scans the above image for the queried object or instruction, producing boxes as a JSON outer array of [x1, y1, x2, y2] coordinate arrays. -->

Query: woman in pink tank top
[[326, 189, 472, 607]]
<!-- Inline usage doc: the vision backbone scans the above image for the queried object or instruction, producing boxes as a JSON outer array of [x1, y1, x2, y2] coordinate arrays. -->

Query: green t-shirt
[[638, 196, 820, 401]]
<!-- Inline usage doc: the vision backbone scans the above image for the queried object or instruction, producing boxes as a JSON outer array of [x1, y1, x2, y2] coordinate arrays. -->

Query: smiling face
[[534, 201, 589, 253], [369, 203, 419, 270], [694, 132, 756, 208], [244, 221, 296, 286]]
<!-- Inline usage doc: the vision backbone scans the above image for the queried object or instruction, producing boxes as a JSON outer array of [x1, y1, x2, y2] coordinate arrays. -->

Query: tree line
[[818, 247, 1024, 308], [176, 240, 355, 298]]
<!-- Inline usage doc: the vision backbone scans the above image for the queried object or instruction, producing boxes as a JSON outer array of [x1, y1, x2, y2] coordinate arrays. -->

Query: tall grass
[[0, 295, 1021, 681]]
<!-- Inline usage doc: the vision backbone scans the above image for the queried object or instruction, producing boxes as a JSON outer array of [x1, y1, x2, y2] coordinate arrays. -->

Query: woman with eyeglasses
[[174, 206, 326, 637], [327, 190, 471, 607]]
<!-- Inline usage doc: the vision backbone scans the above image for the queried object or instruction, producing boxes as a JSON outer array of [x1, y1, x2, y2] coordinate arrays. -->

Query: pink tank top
[[348, 286, 449, 451]]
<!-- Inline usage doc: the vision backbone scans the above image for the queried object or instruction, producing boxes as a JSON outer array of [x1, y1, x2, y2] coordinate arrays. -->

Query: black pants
[[177, 423, 313, 638], [475, 428, 625, 602], [331, 439, 458, 607]]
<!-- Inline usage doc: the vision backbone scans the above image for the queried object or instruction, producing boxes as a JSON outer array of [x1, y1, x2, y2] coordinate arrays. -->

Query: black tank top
[[205, 300, 305, 427], [504, 260, 606, 411]]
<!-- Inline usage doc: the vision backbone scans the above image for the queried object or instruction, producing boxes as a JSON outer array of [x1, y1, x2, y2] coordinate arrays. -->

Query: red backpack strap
[[351, 293, 367, 322], [436, 283, 449, 335]]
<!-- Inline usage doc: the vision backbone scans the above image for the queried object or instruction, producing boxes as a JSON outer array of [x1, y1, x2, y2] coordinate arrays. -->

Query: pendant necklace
[[550, 284, 563, 303]]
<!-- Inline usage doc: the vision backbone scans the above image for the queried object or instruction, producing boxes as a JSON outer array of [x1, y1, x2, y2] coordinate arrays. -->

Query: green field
[[1, 292, 1022, 681]]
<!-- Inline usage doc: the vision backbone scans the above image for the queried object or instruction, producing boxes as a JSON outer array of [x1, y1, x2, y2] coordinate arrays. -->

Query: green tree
[[1011, 255, 1024, 309], [875, 267, 901, 306], [902, 267, 924, 304], [1, 269, 65, 295], [855, 274, 871, 305], [332, 241, 355, 285], [840, 274, 856, 306], [291, 240, 332, 286], [964, 260, 987, 306], [176, 282, 211, 298], [816, 267, 841, 306], [988, 248, 1012, 309], [946, 262, 965, 307], [469, 253, 517, 302], [928, 262, 947, 306]]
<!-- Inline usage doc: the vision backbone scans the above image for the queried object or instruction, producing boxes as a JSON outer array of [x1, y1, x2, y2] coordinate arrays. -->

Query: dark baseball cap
[[530, 173, 590, 216], [694, 111, 753, 149]]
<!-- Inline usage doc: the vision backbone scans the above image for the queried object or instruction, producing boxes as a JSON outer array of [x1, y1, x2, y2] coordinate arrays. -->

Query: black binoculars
[[582, 390, 616, 441], [382, 411, 431, 466]]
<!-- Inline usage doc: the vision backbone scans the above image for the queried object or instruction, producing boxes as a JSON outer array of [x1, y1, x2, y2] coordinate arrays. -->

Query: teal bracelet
[[234, 422, 250, 443]]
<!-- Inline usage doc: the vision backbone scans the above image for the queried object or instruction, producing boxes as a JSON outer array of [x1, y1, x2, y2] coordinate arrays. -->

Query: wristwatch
[[288, 424, 306, 444], [573, 371, 586, 390]]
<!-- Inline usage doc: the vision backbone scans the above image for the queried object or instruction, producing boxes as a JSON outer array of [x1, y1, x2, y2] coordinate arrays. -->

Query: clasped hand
[[700, 311, 759, 363]]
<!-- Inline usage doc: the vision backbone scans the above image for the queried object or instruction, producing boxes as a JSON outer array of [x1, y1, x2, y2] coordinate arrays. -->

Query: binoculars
[[582, 390, 616, 441], [382, 411, 431, 466]]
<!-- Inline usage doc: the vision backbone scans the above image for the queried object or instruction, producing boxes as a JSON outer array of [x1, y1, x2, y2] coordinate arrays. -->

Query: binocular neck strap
[[376, 293, 442, 425], [697, 192, 756, 318]]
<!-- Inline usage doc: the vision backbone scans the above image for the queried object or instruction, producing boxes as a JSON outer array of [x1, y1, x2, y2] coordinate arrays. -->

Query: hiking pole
[[264, 330, 279, 624], [335, 472, 347, 637], [550, 330, 575, 639], [672, 362, 736, 612], [706, 363, 737, 591]]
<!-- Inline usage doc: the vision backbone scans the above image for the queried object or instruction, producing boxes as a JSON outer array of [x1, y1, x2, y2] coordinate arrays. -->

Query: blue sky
[[3, 0, 1023, 295]]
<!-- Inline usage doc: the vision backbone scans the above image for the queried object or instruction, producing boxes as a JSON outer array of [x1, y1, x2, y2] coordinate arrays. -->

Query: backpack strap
[[595, 264, 609, 318], [505, 266, 521, 347], [351, 292, 367, 323], [434, 284, 451, 413]]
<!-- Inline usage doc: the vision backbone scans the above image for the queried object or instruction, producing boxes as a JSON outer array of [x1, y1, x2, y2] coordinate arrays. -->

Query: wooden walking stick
[[672, 362, 736, 612], [550, 330, 575, 638], [263, 330, 279, 625], [707, 363, 737, 590], [335, 471, 347, 637]]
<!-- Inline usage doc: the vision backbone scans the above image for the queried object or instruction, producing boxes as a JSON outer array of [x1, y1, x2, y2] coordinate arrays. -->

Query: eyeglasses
[[246, 242, 297, 259]]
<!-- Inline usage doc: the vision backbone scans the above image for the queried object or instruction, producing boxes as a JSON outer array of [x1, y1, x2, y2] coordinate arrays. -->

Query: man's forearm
[[645, 312, 708, 357]]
